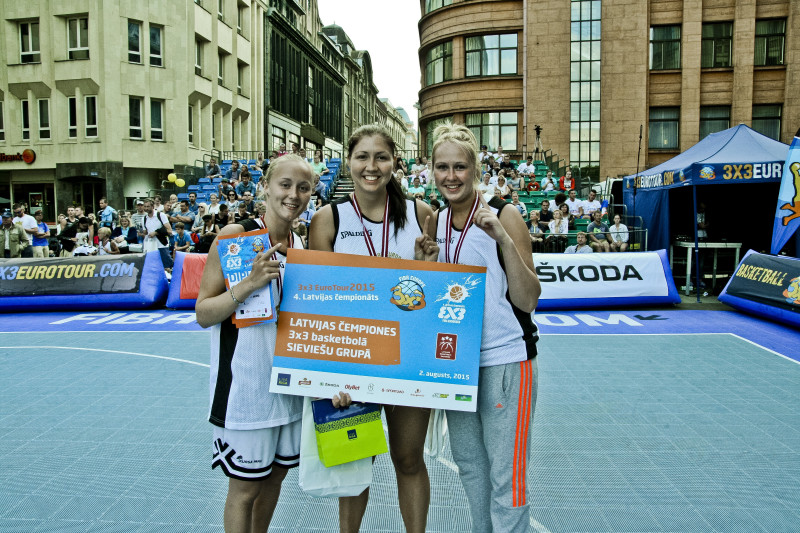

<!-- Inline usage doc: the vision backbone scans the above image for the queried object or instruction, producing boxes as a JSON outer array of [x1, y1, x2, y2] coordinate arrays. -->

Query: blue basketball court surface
[[1, 308, 799, 532]]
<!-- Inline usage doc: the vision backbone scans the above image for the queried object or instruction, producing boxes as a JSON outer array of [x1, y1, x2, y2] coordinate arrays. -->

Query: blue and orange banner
[[771, 128, 800, 255], [270, 249, 487, 412]]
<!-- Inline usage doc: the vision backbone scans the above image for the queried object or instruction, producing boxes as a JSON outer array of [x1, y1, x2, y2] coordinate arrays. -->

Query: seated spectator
[[187, 192, 200, 214], [193, 213, 219, 254], [494, 145, 507, 162], [256, 151, 267, 171], [191, 204, 208, 233], [218, 178, 235, 200], [429, 198, 441, 211], [412, 156, 427, 174], [407, 176, 426, 200], [166, 194, 181, 215], [207, 193, 222, 215], [72, 217, 95, 256], [581, 190, 602, 219], [526, 176, 541, 191], [478, 173, 494, 202], [478, 145, 491, 164], [153, 195, 165, 214], [559, 170, 576, 191], [498, 154, 514, 172], [394, 156, 407, 175], [240, 192, 256, 213], [234, 202, 252, 224], [311, 152, 329, 179], [546, 209, 569, 251], [419, 161, 432, 183], [495, 176, 510, 199], [169, 200, 196, 228], [538, 199, 554, 232], [609, 214, 629, 252], [558, 203, 576, 230], [172, 222, 193, 257], [96, 227, 120, 255], [215, 204, 232, 229], [225, 160, 242, 182], [483, 155, 496, 174], [553, 192, 567, 211], [564, 189, 583, 218], [276, 143, 287, 157], [314, 173, 329, 203], [586, 210, 612, 252], [517, 156, 536, 177], [224, 190, 239, 209], [506, 169, 522, 192], [236, 170, 257, 199], [205, 158, 222, 178], [541, 171, 557, 191], [394, 169, 409, 196], [529, 211, 545, 251], [565, 232, 593, 254], [111, 216, 138, 252], [510, 191, 527, 223]]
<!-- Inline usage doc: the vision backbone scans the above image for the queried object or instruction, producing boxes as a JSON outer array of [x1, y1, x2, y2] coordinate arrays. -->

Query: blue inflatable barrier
[[718, 250, 800, 328], [166, 252, 207, 309], [0, 251, 168, 311], [534, 249, 680, 310]]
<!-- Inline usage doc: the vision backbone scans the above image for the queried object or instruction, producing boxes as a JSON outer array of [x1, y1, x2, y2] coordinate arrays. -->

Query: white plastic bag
[[298, 397, 372, 498], [424, 409, 448, 457]]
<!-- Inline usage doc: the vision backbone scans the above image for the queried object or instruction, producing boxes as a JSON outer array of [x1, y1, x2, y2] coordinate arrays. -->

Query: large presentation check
[[269, 249, 486, 412]]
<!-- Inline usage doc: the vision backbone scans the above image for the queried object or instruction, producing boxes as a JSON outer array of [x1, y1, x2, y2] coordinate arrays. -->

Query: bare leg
[[250, 466, 288, 531], [385, 406, 431, 533], [224, 477, 262, 533], [339, 487, 369, 533]]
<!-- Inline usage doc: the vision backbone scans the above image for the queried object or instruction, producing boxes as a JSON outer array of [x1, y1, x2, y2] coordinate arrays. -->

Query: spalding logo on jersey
[[390, 275, 426, 311]]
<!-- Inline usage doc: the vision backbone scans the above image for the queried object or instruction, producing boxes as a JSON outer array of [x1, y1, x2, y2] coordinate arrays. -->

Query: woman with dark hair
[[394, 154, 408, 176], [431, 121, 540, 533], [309, 124, 438, 533], [196, 154, 316, 532]]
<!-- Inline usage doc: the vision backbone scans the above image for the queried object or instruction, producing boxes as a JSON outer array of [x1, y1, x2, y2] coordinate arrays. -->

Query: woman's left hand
[[414, 215, 439, 262], [473, 195, 511, 245]]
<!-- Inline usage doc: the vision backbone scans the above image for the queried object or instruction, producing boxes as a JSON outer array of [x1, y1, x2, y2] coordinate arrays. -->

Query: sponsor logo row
[[276, 373, 472, 402]]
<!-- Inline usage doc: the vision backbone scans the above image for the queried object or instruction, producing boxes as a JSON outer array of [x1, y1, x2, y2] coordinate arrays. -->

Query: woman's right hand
[[332, 391, 352, 409]]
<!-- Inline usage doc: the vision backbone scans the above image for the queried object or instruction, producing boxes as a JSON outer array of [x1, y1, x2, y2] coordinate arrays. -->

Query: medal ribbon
[[445, 193, 481, 264], [349, 193, 390, 257]]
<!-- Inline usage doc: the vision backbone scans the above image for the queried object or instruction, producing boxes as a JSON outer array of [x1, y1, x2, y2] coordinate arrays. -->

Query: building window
[[465, 112, 517, 151], [21, 100, 30, 141], [272, 125, 285, 151], [699, 106, 730, 139], [38, 99, 50, 140], [755, 19, 785, 66], [218, 0, 224, 20], [466, 34, 517, 77], [424, 42, 452, 86], [0, 102, 5, 142], [424, 0, 452, 14], [188, 105, 194, 145], [752, 104, 781, 141], [231, 116, 236, 151], [237, 64, 244, 94], [649, 107, 679, 150], [650, 25, 680, 70], [218, 51, 225, 85], [85, 96, 98, 137], [129, 97, 143, 139], [149, 25, 163, 67], [68, 17, 89, 60], [570, 0, 601, 181], [20, 21, 41, 63], [701, 22, 732, 68], [151, 100, 163, 140], [68, 96, 77, 138], [128, 21, 141, 63], [195, 40, 203, 75], [237, 6, 244, 34]]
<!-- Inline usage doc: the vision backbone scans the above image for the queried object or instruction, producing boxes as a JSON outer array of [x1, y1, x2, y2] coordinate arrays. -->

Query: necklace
[[349, 193, 390, 257], [444, 193, 481, 264]]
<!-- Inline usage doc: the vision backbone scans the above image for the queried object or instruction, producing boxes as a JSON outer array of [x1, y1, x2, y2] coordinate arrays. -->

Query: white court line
[[0, 346, 209, 368], [541, 332, 799, 364], [728, 333, 800, 366]]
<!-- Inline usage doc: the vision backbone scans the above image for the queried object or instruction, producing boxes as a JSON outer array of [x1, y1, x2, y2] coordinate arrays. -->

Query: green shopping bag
[[311, 399, 388, 467]]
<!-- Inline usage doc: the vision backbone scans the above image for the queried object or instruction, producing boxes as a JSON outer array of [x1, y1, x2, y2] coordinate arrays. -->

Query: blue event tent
[[622, 124, 789, 252]]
